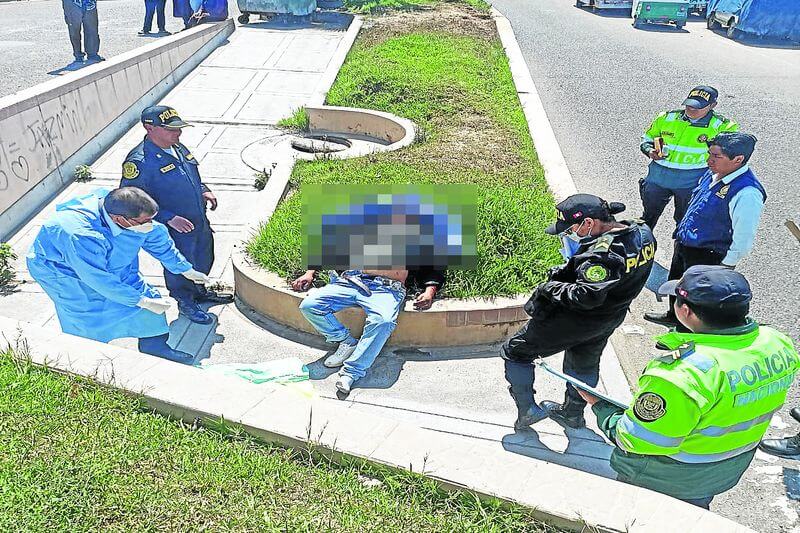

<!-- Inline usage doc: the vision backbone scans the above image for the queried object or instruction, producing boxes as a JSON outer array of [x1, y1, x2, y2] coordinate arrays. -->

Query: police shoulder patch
[[583, 264, 609, 283], [122, 161, 140, 180], [633, 392, 667, 422]]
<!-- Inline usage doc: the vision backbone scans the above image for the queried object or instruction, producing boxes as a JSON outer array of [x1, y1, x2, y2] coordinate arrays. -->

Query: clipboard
[[536, 361, 629, 410]]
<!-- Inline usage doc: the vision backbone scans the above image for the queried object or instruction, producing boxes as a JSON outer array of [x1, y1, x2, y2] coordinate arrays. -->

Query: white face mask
[[127, 221, 155, 233]]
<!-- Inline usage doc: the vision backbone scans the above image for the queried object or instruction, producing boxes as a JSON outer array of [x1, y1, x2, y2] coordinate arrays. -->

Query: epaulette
[[656, 342, 696, 364], [124, 141, 146, 162], [589, 234, 615, 254]]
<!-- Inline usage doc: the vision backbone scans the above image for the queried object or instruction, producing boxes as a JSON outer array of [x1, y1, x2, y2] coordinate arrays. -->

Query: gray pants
[[62, 0, 100, 59]]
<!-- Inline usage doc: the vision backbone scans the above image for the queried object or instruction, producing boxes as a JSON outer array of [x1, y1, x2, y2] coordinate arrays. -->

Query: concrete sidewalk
[[2, 13, 626, 486]]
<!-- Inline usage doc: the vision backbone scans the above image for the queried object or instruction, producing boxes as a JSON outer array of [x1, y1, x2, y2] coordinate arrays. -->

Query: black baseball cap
[[545, 194, 626, 235], [683, 86, 718, 109], [141, 105, 192, 128], [658, 265, 752, 308]]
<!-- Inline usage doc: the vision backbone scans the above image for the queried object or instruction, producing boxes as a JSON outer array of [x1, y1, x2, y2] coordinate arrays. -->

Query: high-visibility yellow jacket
[[641, 110, 739, 171]]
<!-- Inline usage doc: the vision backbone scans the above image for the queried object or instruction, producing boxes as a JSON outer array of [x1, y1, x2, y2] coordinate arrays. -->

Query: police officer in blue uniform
[[120, 105, 233, 324], [503, 194, 656, 430], [644, 132, 766, 328]]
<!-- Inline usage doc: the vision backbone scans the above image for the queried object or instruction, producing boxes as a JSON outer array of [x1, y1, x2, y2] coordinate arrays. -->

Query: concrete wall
[[0, 20, 235, 241]]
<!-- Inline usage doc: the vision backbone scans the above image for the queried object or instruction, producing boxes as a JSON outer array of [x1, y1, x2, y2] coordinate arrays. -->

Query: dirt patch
[[359, 1, 497, 46]]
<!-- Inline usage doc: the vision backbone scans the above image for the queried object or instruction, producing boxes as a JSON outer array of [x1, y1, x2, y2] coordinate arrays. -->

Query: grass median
[[247, 1, 561, 299], [0, 347, 562, 531]]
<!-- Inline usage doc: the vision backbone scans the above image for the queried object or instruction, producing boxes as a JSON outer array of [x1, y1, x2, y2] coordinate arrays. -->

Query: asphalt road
[[0, 0, 240, 98], [490, 1, 800, 530]]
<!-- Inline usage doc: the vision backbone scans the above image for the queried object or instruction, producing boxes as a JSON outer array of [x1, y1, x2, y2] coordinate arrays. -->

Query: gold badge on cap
[[122, 162, 140, 180]]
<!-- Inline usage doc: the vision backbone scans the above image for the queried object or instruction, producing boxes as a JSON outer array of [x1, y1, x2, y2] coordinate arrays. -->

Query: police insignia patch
[[122, 162, 139, 180], [633, 392, 666, 422], [584, 264, 609, 282], [697, 134, 708, 143], [715, 185, 730, 199]]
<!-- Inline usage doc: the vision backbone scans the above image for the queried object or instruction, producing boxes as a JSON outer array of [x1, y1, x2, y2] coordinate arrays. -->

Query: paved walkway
[[2, 15, 630, 484]]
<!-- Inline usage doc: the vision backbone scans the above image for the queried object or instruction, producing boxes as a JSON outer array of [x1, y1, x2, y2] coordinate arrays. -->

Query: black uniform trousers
[[164, 223, 214, 303], [502, 309, 626, 414], [666, 241, 724, 315]]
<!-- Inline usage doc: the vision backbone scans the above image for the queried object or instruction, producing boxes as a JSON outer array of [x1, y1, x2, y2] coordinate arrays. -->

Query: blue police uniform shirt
[[120, 137, 211, 229], [675, 166, 766, 262]]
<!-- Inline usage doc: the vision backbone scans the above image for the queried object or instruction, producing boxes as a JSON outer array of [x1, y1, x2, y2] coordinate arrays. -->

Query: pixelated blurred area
[[302, 184, 477, 270]]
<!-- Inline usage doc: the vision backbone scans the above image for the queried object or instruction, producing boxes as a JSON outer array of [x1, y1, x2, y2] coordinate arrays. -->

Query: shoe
[[758, 434, 800, 458], [541, 400, 586, 429], [336, 374, 354, 394], [196, 290, 234, 304], [791, 407, 800, 423], [138, 30, 152, 36], [178, 300, 213, 325], [323, 340, 358, 368], [514, 404, 548, 430], [86, 54, 106, 63], [156, 29, 171, 35], [643, 311, 679, 328], [156, 348, 195, 365]]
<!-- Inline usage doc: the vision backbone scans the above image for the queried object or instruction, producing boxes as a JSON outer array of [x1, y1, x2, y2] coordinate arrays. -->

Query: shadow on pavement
[[573, 6, 630, 18], [706, 28, 800, 49], [502, 426, 616, 477]]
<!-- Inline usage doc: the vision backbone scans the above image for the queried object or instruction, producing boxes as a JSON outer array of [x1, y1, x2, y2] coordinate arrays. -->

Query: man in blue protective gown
[[26, 187, 211, 363], [120, 105, 232, 325]]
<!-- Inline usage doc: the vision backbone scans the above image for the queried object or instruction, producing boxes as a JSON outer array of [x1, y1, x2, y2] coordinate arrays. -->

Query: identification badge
[[160, 164, 176, 173]]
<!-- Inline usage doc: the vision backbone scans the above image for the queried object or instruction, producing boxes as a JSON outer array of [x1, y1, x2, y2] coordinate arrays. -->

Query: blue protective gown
[[26, 189, 193, 343]]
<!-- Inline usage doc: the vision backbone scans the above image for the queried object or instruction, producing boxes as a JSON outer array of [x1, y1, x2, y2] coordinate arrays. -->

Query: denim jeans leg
[[143, 0, 157, 31], [298, 282, 358, 343], [341, 285, 404, 381]]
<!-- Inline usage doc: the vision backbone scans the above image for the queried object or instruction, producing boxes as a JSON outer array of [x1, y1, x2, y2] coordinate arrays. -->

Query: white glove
[[181, 268, 211, 285], [137, 297, 172, 314]]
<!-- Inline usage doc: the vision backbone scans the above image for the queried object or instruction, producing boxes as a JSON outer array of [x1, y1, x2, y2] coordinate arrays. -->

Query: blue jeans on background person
[[299, 272, 405, 381], [143, 0, 167, 32]]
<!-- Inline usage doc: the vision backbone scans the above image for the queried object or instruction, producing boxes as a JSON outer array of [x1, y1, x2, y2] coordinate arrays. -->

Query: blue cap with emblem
[[141, 105, 192, 129], [545, 193, 626, 235], [683, 85, 718, 109], [658, 265, 752, 308]]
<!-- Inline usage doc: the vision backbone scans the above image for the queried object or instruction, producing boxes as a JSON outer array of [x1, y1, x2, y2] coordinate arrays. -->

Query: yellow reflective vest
[[642, 110, 739, 171], [616, 322, 798, 464]]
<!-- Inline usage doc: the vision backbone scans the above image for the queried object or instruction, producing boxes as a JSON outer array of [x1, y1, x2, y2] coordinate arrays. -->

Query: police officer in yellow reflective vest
[[639, 86, 738, 230], [578, 265, 799, 509]]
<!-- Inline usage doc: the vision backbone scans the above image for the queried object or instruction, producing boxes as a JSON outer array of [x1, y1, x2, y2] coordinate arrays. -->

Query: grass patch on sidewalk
[[0, 347, 560, 531], [248, 1, 560, 298]]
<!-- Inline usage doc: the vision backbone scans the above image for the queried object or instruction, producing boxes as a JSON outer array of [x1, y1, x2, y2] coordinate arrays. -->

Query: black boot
[[541, 400, 586, 429], [508, 386, 547, 430], [791, 407, 800, 423], [758, 434, 800, 459]]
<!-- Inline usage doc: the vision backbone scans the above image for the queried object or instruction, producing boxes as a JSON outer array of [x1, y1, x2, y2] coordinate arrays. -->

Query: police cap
[[658, 265, 752, 308], [545, 194, 626, 235], [141, 105, 192, 129], [683, 85, 718, 109]]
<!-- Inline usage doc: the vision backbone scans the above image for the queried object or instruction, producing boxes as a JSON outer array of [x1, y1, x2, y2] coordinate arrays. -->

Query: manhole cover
[[291, 134, 352, 154]]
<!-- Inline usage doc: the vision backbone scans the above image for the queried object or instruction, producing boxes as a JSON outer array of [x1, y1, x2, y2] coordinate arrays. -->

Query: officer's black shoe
[[758, 434, 800, 459], [514, 404, 548, 430], [791, 407, 800, 423], [643, 311, 679, 328], [178, 300, 214, 325], [196, 290, 234, 304], [541, 400, 586, 429]]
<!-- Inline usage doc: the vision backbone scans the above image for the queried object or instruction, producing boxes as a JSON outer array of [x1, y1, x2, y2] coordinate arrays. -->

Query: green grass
[[276, 107, 310, 131], [0, 347, 561, 531], [343, 0, 434, 14], [247, 8, 561, 298]]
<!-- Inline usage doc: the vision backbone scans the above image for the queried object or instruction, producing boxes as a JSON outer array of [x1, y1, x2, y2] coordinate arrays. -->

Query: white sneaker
[[336, 374, 354, 394], [323, 340, 358, 368]]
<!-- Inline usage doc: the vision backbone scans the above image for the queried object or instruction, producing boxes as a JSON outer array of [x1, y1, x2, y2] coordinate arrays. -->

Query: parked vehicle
[[575, 0, 633, 9], [707, 0, 800, 42], [632, 0, 690, 28], [689, 0, 708, 14]]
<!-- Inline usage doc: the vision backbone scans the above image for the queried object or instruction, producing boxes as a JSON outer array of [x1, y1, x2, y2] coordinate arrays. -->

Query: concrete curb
[[491, 7, 633, 404], [0, 316, 754, 533]]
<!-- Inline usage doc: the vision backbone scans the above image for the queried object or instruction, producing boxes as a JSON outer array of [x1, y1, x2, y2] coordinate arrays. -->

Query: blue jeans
[[143, 0, 167, 31], [299, 273, 405, 381]]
